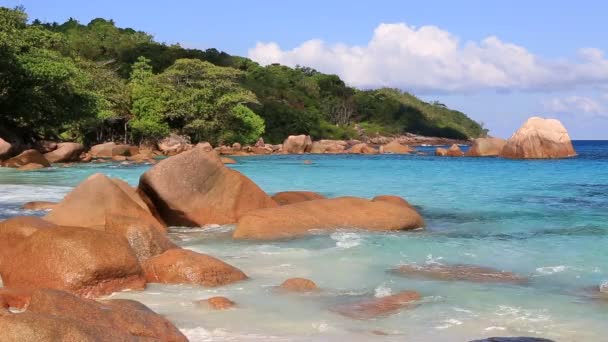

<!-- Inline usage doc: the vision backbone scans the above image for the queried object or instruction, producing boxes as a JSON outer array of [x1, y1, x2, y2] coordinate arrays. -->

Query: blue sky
[[5, 0, 608, 138]]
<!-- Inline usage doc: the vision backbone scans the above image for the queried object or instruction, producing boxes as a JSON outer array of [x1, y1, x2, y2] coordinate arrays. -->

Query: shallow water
[[1, 141, 607, 341]]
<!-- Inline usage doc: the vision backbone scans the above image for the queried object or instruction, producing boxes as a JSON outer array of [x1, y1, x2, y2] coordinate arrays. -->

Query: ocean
[[1, 141, 607, 341]]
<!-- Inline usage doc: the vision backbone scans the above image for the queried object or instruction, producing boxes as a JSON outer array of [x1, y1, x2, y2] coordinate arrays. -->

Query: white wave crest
[[535, 265, 568, 275], [374, 283, 392, 298], [330, 232, 362, 249]]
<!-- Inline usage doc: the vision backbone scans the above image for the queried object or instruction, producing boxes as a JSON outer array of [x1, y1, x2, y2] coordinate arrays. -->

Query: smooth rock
[[435, 147, 448, 156], [45, 173, 164, 231], [105, 215, 177, 263], [221, 157, 237, 164], [23, 289, 188, 341], [0, 216, 56, 267], [17, 163, 46, 171], [157, 134, 192, 155], [282, 135, 312, 154], [44, 142, 85, 163], [279, 278, 318, 292], [138, 145, 277, 226], [272, 191, 326, 205], [2, 149, 50, 168], [143, 248, 248, 287], [333, 290, 421, 319], [0, 226, 145, 298], [394, 263, 528, 284], [500, 117, 576, 159], [89, 142, 117, 158], [196, 296, 236, 310], [372, 195, 415, 210], [381, 141, 414, 154], [21, 201, 57, 210], [348, 143, 378, 154], [234, 196, 425, 240], [466, 137, 507, 157], [447, 144, 464, 157], [0, 312, 136, 342], [0, 137, 13, 160]]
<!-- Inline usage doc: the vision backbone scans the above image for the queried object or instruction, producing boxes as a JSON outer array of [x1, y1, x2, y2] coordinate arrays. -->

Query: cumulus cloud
[[248, 23, 608, 93], [542, 96, 605, 117]]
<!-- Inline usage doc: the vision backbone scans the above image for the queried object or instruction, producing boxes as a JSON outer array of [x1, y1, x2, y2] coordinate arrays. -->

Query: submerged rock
[[279, 278, 318, 292], [0, 289, 188, 341], [394, 263, 528, 284], [283, 135, 313, 154], [138, 145, 277, 226], [45, 173, 164, 231], [271, 191, 326, 205], [196, 296, 236, 310], [143, 248, 248, 287], [466, 137, 507, 157], [1, 226, 146, 298], [234, 196, 424, 240], [500, 117, 576, 159], [43, 142, 85, 163], [332, 290, 421, 319]]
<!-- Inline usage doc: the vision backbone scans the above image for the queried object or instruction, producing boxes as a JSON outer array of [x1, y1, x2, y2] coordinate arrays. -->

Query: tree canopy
[[0, 6, 486, 145]]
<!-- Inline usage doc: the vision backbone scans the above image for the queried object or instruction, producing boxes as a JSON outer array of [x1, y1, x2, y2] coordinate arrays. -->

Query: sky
[[4, 0, 608, 139]]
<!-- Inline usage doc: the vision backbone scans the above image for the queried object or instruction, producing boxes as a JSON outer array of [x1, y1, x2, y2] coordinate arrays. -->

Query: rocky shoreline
[[0, 117, 582, 341]]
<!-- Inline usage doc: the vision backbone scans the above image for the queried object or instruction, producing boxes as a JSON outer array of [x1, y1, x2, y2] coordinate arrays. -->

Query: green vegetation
[[0, 6, 486, 146]]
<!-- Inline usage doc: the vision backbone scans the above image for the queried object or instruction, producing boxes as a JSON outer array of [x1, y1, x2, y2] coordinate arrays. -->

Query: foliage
[[0, 6, 485, 146]]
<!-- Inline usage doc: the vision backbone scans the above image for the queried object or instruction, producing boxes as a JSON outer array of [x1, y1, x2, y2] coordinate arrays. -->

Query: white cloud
[[542, 96, 606, 117], [248, 23, 608, 93]]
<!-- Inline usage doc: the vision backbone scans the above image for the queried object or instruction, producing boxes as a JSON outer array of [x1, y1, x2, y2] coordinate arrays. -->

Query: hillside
[[0, 6, 486, 146]]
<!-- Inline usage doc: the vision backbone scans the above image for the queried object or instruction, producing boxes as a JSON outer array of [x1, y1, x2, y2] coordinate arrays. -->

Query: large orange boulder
[[0, 289, 187, 341], [105, 215, 177, 263], [0, 137, 14, 160], [271, 191, 326, 205], [138, 145, 277, 226], [282, 135, 312, 154], [372, 195, 415, 210], [381, 141, 414, 154], [234, 196, 425, 240], [143, 248, 247, 287], [0, 226, 146, 298], [157, 134, 192, 155], [45, 173, 164, 231], [348, 143, 378, 154], [0, 312, 137, 342], [0, 216, 56, 268], [89, 142, 116, 158], [466, 137, 507, 157], [310, 140, 347, 154], [23, 289, 188, 341], [332, 290, 421, 319], [2, 149, 50, 168], [446, 144, 464, 157], [43, 142, 85, 163], [500, 117, 576, 159], [394, 263, 528, 284]]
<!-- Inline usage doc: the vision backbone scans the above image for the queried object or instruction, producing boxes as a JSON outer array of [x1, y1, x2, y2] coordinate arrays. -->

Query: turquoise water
[[1, 141, 607, 341]]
